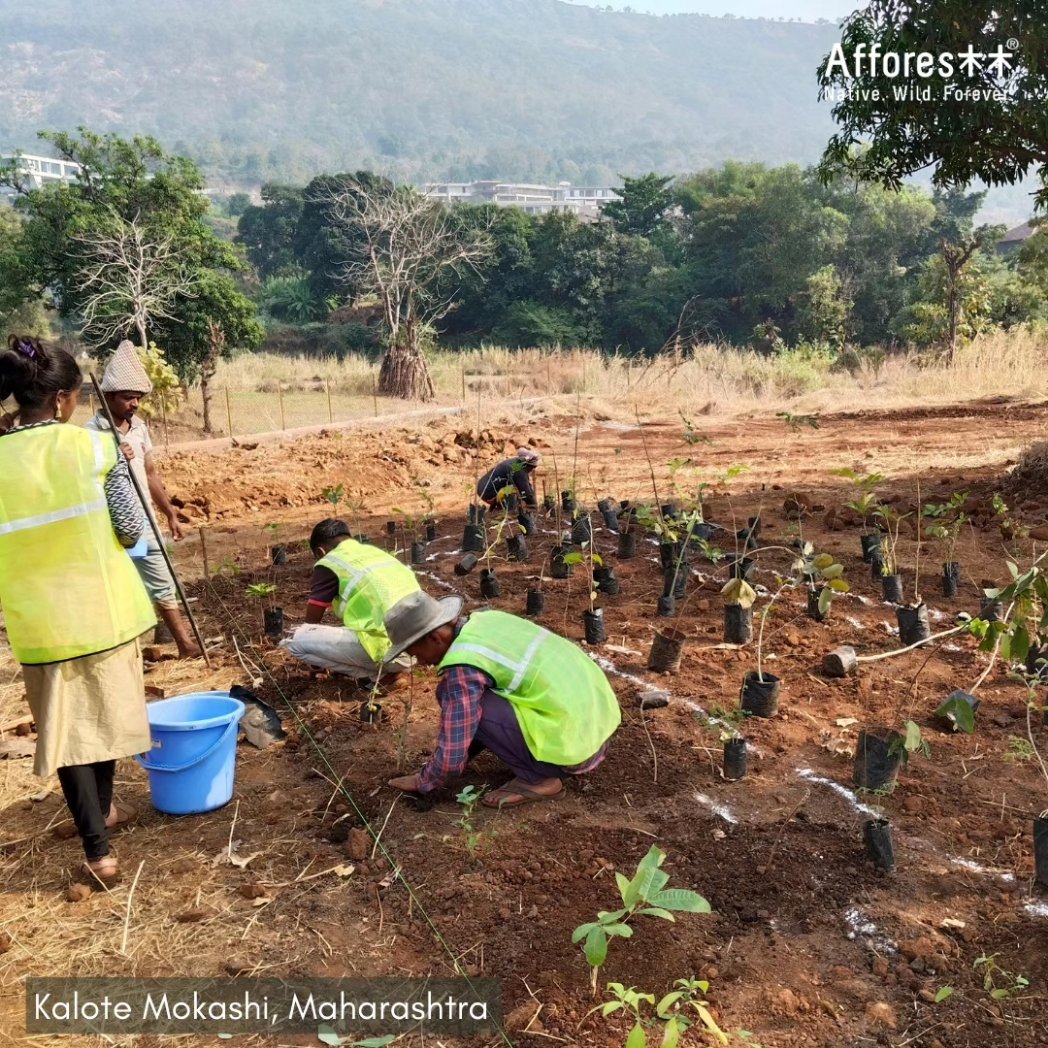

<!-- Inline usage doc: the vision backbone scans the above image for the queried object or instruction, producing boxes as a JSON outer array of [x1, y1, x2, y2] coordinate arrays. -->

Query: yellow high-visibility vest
[[438, 610, 621, 765], [317, 538, 421, 662], [0, 424, 156, 664]]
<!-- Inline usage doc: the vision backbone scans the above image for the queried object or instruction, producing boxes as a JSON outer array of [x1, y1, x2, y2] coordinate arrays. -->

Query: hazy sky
[[569, 0, 858, 22]]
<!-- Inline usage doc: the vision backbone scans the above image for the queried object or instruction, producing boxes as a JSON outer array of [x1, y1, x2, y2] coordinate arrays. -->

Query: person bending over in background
[[84, 341, 201, 659], [476, 447, 541, 511], [0, 335, 156, 887], [280, 518, 419, 685], [383, 591, 621, 806]]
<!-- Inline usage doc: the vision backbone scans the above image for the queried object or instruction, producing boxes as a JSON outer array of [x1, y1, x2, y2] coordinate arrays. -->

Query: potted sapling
[[247, 582, 282, 640], [854, 719, 929, 794], [392, 506, 425, 566], [413, 480, 439, 543], [877, 505, 931, 644], [964, 554, 1048, 882], [874, 505, 908, 605], [478, 502, 514, 600], [263, 521, 287, 566], [834, 468, 885, 563], [923, 492, 968, 598], [564, 539, 605, 644], [802, 544, 850, 622]]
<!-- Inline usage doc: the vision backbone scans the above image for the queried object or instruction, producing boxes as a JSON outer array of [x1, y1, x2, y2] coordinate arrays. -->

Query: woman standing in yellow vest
[[0, 336, 156, 888], [382, 591, 621, 807]]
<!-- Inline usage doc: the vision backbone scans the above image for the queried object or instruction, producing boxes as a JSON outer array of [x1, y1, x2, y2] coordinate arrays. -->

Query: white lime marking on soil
[[845, 616, 867, 631], [589, 654, 652, 691], [948, 857, 1016, 882], [416, 571, 458, 592], [694, 792, 738, 824], [929, 608, 947, 622], [1024, 901, 1048, 918], [851, 593, 873, 606], [796, 768, 880, 818], [844, 907, 897, 953]]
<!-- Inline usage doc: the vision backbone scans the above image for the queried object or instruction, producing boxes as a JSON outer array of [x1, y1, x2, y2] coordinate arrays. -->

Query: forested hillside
[[0, 0, 840, 184]]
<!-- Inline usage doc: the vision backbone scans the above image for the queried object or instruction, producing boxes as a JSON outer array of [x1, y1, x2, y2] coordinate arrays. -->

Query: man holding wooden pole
[[84, 342, 202, 659]]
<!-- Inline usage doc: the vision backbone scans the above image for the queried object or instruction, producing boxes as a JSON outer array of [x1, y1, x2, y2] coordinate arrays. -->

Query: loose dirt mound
[[163, 425, 545, 522]]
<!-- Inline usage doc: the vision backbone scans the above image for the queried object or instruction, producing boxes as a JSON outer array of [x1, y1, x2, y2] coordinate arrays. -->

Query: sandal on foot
[[481, 779, 564, 808], [105, 802, 138, 831], [80, 856, 121, 888]]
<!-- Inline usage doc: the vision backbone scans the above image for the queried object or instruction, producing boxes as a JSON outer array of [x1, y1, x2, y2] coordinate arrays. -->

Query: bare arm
[[144, 452, 183, 539]]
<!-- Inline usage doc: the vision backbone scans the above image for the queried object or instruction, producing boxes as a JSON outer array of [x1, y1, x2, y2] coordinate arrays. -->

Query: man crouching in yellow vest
[[280, 518, 420, 685], [383, 591, 621, 807]]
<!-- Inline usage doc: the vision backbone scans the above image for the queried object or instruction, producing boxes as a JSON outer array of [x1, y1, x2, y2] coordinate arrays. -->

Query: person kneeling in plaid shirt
[[383, 591, 621, 807]]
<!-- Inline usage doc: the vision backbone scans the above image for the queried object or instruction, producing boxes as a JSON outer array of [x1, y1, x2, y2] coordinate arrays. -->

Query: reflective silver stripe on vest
[[453, 632, 546, 690], [87, 428, 106, 474], [0, 498, 109, 536], [323, 551, 403, 615]]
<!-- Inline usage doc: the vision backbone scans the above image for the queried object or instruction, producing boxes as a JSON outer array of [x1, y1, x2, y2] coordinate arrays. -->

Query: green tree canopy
[[818, 2, 1048, 206]]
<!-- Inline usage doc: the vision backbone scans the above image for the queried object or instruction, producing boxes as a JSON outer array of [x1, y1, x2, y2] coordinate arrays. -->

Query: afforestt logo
[[824, 40, 1017, 80]]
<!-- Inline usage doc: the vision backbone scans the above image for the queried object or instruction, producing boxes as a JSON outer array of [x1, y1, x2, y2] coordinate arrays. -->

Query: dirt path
[[2, 395, 1047, 1048]]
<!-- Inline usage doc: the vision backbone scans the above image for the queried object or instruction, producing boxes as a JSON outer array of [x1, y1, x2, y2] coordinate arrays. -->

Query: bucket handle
[[134, 715, 240, 774]]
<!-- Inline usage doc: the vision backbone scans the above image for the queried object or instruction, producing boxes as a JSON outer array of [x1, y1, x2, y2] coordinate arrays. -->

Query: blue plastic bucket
[[135, 692, 245, 815]]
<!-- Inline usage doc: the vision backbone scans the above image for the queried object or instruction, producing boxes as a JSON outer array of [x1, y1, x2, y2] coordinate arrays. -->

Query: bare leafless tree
[[325, 182, 492, 400], [72, 209, 198, 351]]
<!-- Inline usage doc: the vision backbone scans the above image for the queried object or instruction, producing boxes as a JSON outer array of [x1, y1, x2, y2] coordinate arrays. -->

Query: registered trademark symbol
[[1007, 37, 1019, 50]]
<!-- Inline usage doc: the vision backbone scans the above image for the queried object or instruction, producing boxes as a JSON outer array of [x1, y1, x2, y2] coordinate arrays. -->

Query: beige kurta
[[21, 638, 151, 778]]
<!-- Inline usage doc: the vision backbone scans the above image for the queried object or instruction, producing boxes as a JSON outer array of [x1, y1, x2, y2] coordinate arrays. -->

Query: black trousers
[[56, 760, 115, 861]]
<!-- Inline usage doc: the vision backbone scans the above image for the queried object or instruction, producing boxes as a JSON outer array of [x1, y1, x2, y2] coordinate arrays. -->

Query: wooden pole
[[326, 381, 333, 423], [89, 372, 212, 668], [371, 374, 379, 417], [160, 395, 170, 452], [278, 383, 286, 431], [224, 387, 233, 437], [199, 527, 210, 579], [461, 362, 466, 403]]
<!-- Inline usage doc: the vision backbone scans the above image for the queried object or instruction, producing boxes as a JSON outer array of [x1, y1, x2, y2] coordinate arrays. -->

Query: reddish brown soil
[[3, 396, 1048, 1048]]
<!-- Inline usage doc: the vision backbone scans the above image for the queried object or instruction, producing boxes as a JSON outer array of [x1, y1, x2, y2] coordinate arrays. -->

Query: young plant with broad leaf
[[571, 846, 711, 995]]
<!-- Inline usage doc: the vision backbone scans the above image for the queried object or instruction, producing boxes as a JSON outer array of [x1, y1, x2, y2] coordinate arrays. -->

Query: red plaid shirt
[[418, 663, 491, 793]]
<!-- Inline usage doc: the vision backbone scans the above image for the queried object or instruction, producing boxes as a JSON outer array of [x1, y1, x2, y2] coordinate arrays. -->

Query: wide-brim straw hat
[[382, 591, 463, 662]]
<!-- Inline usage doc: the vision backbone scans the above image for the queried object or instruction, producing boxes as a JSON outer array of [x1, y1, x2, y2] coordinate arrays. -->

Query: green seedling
[[586, 978, 757, 1048], [571, 846, 711, 995], [680, 410, 713, 446], [1003, 736, 1036, 763], [933, 694, 977, 734], [974, 953, 1030, 1000], [833, 469, 883, 535], [453, 785, 487, 857], [564, 539, 603, 613], [874, 505, 910, 577], [321, 483, 345, 508], [924, 492, 968, 566], [317, 1029, 394, 1047], [933, 986, 954, 1003], [246, 581, 278, 630], [888, 720, 931, 766]]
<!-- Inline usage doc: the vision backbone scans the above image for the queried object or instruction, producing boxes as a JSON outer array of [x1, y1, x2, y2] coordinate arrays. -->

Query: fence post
[[224, 387, 233, 437], [160, 395, 170, 451], [199, 527, 210, 579], [372, 374, 379, 417], [461, 363, 466, 403], [326, 381, 333, 423], [278, 384, 286, 431]]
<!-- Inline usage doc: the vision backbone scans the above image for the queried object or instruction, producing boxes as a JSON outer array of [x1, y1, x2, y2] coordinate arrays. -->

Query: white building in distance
[[0, 152, 81, 195], [423, 180, 619, 218]]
